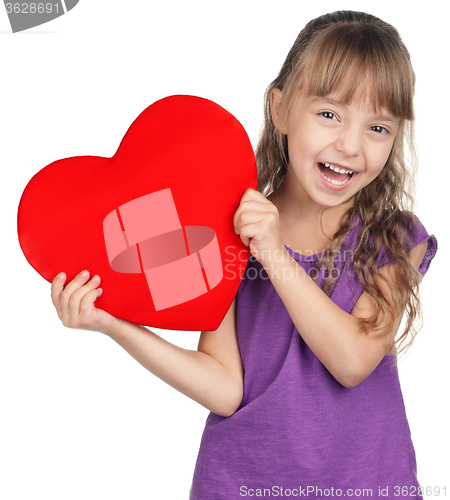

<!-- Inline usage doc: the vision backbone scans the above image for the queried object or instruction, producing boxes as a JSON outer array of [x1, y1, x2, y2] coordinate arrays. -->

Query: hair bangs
[[284, 23, 415, 121]]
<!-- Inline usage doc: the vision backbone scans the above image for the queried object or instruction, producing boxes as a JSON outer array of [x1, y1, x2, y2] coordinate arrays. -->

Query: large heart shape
[[18, 95, 257, 331]]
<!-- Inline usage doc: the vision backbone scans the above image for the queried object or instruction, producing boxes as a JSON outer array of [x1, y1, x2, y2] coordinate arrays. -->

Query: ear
[[270, 88, 288, 135]]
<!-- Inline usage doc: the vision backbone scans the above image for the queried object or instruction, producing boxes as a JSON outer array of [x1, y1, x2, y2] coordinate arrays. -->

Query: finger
[[79, 287, 104, 323], [59, 270, 91, 322], [69, 274, 101, 320], [238, 210, 265, 229], [233, 201, 277, 233], [235, 190, 270, 231], [241, 209, 281, 243], [241, 188, 273, 205], [234, 205, 278, 235], [51, 272, 66, 318], [238, 219, 265, 247]]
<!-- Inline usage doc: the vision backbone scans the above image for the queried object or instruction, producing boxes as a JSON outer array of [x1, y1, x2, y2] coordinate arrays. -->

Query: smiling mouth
[[318, 162, 355, 186]]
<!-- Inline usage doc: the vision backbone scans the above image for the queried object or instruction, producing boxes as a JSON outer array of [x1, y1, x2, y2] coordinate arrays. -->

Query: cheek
[[288, 124, 323, 162], [367, 141, 395, 174]]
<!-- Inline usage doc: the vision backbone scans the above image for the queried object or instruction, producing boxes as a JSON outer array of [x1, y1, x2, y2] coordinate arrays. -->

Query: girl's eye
[[319, 111, 337, 120], [371, 125, 389, 134]]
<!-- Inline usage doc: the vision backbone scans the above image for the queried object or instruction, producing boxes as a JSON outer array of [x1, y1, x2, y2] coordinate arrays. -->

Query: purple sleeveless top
[[189, 214, 438, 500]]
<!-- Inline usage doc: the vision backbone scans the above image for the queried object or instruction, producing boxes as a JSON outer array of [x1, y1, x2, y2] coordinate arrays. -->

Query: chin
[[313, 192, 352, 209]]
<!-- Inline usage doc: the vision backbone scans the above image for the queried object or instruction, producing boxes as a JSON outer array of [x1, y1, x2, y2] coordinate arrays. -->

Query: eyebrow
[[309, 96, 398, 123]]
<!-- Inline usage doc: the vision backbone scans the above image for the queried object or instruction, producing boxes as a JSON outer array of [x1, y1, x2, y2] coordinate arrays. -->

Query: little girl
[[51, 10, 438, 499]]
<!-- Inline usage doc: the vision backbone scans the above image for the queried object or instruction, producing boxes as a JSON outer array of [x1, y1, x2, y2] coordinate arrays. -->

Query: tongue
[[319, 163, 349, 181]]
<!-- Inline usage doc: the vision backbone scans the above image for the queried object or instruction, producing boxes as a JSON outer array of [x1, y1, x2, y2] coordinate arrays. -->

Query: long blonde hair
[[256, 10, 421, 358]]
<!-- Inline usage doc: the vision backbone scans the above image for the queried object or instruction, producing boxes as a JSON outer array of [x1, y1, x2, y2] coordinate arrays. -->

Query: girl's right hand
[[51, 271, 119, 336]]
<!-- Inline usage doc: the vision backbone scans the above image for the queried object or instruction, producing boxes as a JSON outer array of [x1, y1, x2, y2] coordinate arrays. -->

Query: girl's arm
[[51, 272, 244, 417], [233, 188, 428, 388], [263, 240, 428, 388]]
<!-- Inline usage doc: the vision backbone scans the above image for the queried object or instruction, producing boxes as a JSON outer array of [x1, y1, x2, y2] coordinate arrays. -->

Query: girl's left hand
[[233, 189, 284, 266]]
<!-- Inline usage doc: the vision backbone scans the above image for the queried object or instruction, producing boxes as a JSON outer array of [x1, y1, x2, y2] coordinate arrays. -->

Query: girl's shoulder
[[347, 210, 438, 278], [397, 212, 438, 278]]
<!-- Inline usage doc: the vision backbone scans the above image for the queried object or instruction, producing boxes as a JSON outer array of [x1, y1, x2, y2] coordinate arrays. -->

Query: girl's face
[[271, 88, 399, 208]]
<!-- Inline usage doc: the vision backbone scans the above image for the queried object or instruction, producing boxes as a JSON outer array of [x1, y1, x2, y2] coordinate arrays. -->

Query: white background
[[1, 1, 448, 498]]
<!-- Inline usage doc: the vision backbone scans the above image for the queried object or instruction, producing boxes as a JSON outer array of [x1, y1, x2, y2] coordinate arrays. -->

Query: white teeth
[[324, 162, 354, 174], [320, 168, 351, 186]]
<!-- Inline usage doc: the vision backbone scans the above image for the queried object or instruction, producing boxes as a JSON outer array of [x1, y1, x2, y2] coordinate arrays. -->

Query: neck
[[269, 169, 354, 237]]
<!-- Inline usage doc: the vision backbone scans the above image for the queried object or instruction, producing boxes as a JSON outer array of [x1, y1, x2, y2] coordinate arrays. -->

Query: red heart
[[17, 95, 257, 331]]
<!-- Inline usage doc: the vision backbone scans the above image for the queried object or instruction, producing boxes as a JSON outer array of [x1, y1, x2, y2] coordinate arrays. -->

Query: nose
[[335, 125, 363, 157]]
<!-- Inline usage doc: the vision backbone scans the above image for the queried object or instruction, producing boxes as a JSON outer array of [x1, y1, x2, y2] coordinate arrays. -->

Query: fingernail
[[58, 272, 66, 279], [80, 270, 88, 276]]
